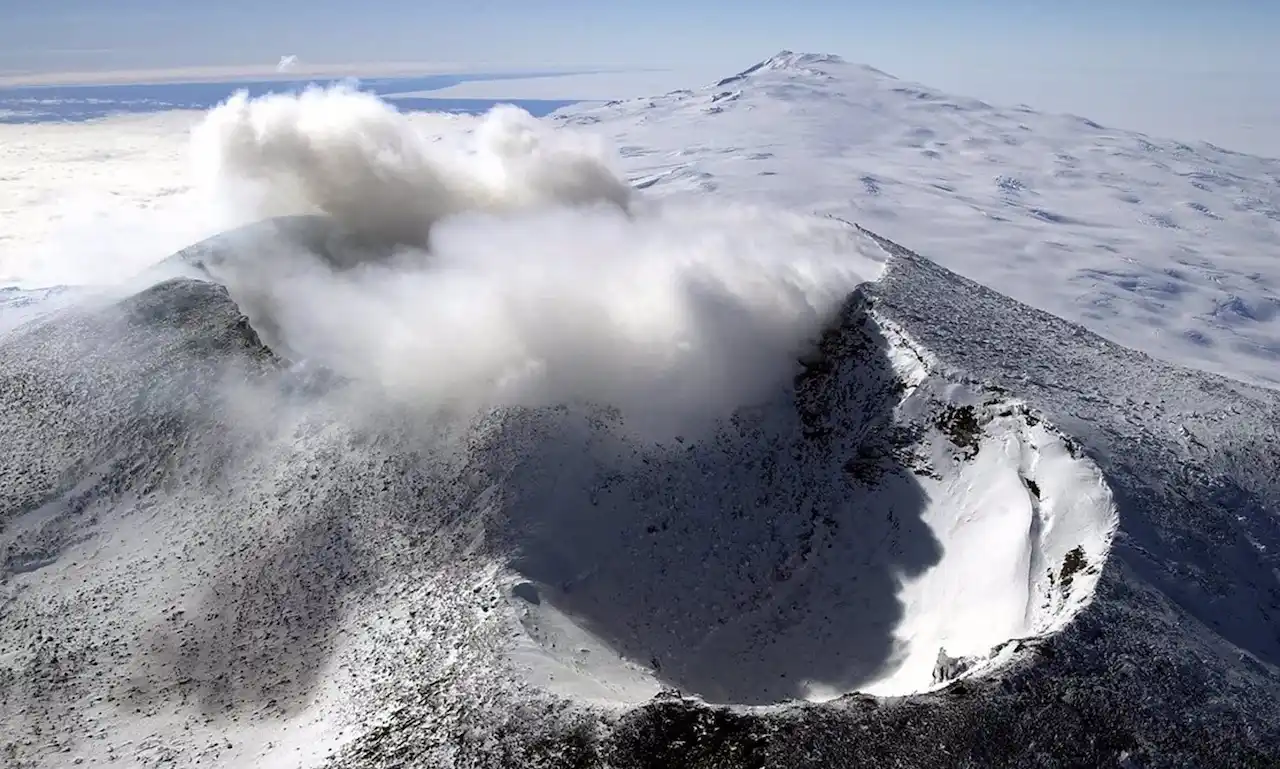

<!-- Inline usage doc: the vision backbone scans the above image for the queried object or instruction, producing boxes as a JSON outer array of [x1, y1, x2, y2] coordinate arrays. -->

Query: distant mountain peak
[[762, 50, 848, 69], [716, 50, 890, 88]]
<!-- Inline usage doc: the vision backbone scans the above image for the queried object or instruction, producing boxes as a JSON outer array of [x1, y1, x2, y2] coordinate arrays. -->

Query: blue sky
[[1, 1, 1278, 154], [2, 1, 1276, 76]]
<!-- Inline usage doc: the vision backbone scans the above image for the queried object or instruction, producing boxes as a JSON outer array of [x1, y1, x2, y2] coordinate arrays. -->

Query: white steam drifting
[[190, 85, 883, 431], [192, 86, 632, 247]]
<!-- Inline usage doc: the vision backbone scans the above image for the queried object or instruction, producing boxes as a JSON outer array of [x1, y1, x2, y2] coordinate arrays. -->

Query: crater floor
[[494, 302, 1117, 706]]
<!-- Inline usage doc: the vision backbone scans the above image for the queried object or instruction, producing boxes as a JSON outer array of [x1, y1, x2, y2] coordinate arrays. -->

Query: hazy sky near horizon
[[3, 1, 1276, 74], [1, 1, 1278, 154]]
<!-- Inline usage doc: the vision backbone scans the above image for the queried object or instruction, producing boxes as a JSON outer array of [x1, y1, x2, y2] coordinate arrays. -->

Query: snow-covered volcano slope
[[331, 230, 1279, 769], [168, 214, 1115, 702], [1, 216, 1276, 768], [565, 52, 1280, 390], [329, 228, 1279, 769]]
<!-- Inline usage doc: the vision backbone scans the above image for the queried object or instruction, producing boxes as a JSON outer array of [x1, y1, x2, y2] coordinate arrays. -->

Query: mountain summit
[[717, 49, 891, 87]]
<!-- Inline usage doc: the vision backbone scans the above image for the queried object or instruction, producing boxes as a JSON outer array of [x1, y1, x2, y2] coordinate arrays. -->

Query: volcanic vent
[[479, 284, 1118, 706]]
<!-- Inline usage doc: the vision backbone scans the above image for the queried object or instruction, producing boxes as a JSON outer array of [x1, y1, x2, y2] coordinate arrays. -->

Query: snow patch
[[868, 384, 1116, 694]]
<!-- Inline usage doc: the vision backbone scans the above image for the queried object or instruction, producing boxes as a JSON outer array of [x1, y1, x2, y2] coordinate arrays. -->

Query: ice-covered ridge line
[[716, 50, 894, 89]]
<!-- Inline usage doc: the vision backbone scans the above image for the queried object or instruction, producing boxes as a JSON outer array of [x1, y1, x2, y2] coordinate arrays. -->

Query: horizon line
[[0, 62, 661, 90]]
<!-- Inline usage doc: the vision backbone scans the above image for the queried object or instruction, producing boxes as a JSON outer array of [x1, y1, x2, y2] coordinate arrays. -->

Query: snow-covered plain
[[0, 51, 1277, 768]]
